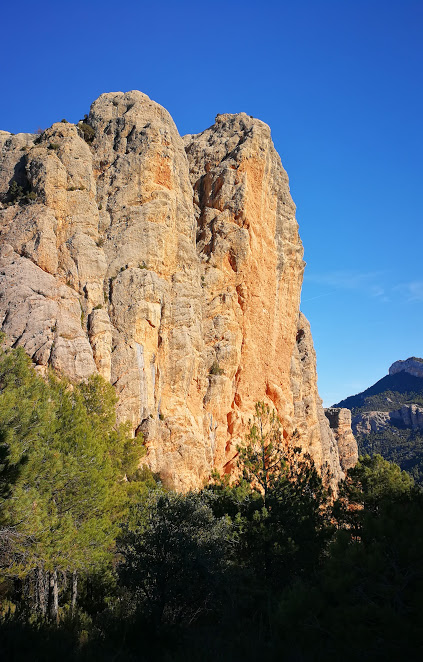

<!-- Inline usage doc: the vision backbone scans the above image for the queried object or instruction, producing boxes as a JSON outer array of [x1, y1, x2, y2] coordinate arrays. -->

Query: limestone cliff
[[389, 357, 423, 379], [352, 405, 423, 435], [324, 408, 358, 471], [0, 91, 351, 489]]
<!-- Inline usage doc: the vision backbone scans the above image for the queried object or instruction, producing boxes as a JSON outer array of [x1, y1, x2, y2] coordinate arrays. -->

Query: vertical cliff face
[[324, 408, 359, 472], [183, 114, 342, 482], [291, 314, 344, 480], [0, 91, 352, 489], [87, 92, 207, 488]]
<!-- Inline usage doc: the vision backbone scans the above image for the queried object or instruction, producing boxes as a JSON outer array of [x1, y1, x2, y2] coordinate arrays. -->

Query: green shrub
[[6, 181, 24, 203], [5, 180, 37, 206], [48, 143, 60, 151], [209, 360, 224, 376], [33, 129, 44, 144], [77, 122, 95, 145], [67, 185, 86, 192], [118, 490, 231, 626]]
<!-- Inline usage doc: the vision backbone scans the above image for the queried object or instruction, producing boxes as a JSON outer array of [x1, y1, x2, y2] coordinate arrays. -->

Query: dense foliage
[[0, 344, 148, 622], [357, 426, 423, 484], [1, 354, 423, 661]]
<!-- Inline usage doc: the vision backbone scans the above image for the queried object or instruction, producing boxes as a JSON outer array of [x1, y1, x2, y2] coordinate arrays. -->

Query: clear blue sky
[[1, 1, 422, 405]]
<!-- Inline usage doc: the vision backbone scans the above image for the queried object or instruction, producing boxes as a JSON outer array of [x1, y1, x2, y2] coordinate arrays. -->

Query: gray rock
[[353, 405, 423, 435], [389, 357, 423, 378], [325, 407, 358, 472]]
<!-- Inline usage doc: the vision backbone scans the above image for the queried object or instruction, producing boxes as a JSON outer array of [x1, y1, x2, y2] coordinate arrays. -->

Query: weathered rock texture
[[325, 408, 359, 471], [389, 357, 423, 379], [352, 405, 423, 436], [0, 91, 353, 489]]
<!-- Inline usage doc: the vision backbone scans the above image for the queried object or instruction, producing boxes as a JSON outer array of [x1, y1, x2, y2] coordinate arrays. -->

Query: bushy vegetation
[[4, 180, 37, 205], [77, 122, 95, 145], [1, 356, 422, 661], [209, 360, 224, 376], [357, 426, 423, 484]]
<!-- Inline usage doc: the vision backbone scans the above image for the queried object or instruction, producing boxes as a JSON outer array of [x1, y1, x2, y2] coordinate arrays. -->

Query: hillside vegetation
[[1, 351, 423, 660], [335, 371, 423, 414], [356, 427, 423, 484], [335, 368, 423, 484]]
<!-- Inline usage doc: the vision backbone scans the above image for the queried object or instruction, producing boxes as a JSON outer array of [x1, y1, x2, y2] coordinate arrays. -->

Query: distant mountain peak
[[389, 357, 423, 378]]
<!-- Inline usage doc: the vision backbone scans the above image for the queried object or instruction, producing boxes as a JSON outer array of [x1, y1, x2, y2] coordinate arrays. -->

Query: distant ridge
[[334, 370, 423, 413], [335, 358, 423, 483]]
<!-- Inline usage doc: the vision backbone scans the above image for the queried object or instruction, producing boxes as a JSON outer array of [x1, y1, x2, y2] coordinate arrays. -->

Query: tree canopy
[[1, 383, 422, 661], [0, 343, 146, 619]]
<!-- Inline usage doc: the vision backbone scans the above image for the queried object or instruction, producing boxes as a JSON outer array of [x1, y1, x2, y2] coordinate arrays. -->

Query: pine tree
[[230, 402, 331, 585], [0, 343, 143, 618], [237, 401, 287, 506]]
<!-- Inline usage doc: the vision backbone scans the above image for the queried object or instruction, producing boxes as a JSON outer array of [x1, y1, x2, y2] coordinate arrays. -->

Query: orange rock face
[[0, 92, 352, 489], [185, 113, 307, 475]]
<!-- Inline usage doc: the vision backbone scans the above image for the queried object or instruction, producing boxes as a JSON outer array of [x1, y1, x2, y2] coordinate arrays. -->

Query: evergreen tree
[[237, 401, 288, 505], [0, 344, 144, 619], [275, 456, 423, 660], [209, 403, 331, 589], [118, 490, 232, 627]]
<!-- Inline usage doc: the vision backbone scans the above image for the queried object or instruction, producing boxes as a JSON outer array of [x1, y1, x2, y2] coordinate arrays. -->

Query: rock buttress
[[324, 407, 358, 473], [292, 314, 345, 482], [185, 114, 344, 484]]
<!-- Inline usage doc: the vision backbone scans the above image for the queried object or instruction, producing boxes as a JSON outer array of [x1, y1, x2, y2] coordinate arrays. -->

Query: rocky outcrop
[[389, 357, 423, 379], [0, 91, 349, 489], [291, 315, 344, 479], [352, 411, 391, 435], [353, 404, 423, 435], [325, 408, 358, 471]]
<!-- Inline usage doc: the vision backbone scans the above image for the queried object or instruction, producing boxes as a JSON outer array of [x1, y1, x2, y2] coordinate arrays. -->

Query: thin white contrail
[[301, 291, 335, 303]]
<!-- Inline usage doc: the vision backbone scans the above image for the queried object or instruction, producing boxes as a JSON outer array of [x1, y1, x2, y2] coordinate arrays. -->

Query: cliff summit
[[389, 357, 423, 379]]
